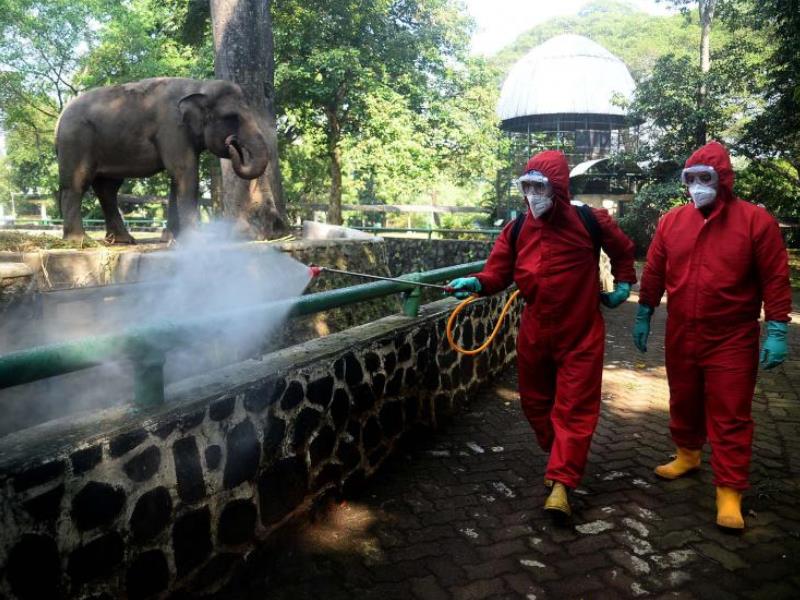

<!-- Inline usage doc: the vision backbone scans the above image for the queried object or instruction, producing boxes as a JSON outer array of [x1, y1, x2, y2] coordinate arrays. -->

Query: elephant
[[55, 77, 269, 243]]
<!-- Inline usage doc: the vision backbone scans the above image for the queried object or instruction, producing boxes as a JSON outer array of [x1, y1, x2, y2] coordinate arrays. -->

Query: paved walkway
[[234, 299, 800, 599]]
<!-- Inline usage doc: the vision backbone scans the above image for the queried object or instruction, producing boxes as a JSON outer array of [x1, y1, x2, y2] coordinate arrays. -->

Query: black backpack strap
[[574, 203, 602, 256], [509, 212, 527, 256]]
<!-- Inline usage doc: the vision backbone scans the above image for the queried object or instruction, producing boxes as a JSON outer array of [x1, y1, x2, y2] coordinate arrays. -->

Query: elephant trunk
[[225, 134, 268, 180]]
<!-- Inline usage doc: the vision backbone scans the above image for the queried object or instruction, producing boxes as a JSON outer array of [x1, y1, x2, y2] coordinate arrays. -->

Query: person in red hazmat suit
[[447, 150, 637, 516], [634, 141, 791, 530]]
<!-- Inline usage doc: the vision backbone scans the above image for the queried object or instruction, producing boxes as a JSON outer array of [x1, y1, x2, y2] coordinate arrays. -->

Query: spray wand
[[308, 263, 520, 356], [308, 264, 456, 293]]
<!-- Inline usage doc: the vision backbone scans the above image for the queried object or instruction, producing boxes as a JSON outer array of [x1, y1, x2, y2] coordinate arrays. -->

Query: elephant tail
[[54, 111, 63, 155]]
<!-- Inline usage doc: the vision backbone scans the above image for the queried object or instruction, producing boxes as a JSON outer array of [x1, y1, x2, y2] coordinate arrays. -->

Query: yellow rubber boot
[[544, 482, 571, 516], [716, 487, 744, 530], [654, 447, 701, 480]]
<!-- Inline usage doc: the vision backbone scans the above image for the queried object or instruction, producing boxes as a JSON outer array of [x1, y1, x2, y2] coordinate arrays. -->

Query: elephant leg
[[164, 177, 179, 240], [58, 161, 92, 241], [174, 166, 200, 238], [92, 177, 135, 244]]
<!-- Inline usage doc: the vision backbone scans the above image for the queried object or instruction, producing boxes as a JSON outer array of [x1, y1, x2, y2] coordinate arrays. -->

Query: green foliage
[[1, 0, 797, 241], [629, 40, 762, 160], [735, 159, 798, 215], [273, 0, 476, 220], [627, 0, 799, 224], [739, 0, 800, 174], [0, 0, 114, 194], [735, 157, 800, 248], [79, 0, 212, 88], [342, 86, 437, 205], [427, 58, 509, 189], [0, 0, 212, 205], [618, 181, 685, 256], [493, 1, 701, 80]]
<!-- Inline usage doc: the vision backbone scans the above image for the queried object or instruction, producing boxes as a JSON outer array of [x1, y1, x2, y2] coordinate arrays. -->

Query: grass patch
[[0, 231, 100, 252]]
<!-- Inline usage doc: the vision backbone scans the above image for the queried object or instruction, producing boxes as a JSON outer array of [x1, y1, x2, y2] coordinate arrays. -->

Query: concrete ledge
[[0, 262, 35, 313]]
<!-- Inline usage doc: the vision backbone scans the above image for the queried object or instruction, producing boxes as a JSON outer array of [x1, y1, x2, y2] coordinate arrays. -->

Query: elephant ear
[[178, 93, 209, 138]]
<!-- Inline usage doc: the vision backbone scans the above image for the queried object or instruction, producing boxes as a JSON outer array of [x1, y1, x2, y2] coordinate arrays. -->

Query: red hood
[[523, 150, 571, 207], [685, 141, 734, 202]]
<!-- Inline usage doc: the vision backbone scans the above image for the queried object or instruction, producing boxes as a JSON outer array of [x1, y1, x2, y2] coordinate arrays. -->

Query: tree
[[0, 0, 114, 193], [618, 180, 685, 256], [739, 0, 800, 175], [655, 1, 722, 145], [210, 0, 287, 238], [629, 38, 759, 161], [79, 0, 211, 87], [627, 0, 768, 163], [273, 0, 471, 224]]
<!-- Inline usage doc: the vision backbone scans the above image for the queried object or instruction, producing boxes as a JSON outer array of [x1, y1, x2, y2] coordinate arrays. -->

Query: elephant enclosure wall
[[0, 237, 495, 435], [0, 236, 514, 599]]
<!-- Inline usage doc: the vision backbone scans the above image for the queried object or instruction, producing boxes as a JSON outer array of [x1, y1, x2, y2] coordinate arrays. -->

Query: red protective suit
[[639, 141, 791, 490], [476, 151, 637, 488]]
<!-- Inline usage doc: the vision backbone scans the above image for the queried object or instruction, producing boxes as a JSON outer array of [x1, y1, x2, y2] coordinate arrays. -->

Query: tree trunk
[[325, 109, 343, 225], [210, 0, 287, 239], [697, 0, 717, 147]]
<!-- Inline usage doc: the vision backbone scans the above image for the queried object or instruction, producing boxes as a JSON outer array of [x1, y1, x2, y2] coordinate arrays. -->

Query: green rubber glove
[[447, 277, 482, 300], [760, 321, 788, 370], [600, 282, 632, 309], [633, 304, 654, 353]]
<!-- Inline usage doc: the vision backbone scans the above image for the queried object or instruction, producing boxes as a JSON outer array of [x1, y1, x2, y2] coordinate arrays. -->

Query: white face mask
[[526, 193, 553, 219], [689, 183, 717, 209]]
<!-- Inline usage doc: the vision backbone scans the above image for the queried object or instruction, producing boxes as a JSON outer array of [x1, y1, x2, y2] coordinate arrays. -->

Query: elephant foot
[[104, 232, 136, 245]]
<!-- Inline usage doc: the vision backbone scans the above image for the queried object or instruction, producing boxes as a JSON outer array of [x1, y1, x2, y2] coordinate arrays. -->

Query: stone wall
[[0, 293, 521, 600], [0, 263, 35, 315], [277, 239, 398, 340], [0, 244, 166, 291], [382, 237, 493, 277]]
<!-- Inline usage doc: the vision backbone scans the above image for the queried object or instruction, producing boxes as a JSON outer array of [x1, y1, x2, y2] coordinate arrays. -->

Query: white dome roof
[[497, 34, 636, 123]]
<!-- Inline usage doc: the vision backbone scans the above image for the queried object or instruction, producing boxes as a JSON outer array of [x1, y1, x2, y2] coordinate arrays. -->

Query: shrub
[[618, 181, 685, 257]]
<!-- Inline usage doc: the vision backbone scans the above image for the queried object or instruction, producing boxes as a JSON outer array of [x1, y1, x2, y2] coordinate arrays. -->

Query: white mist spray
[[0, 224, 313, 436]]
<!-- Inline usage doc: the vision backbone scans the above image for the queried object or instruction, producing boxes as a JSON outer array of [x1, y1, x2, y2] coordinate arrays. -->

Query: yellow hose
[[446, 290, 521, 355]]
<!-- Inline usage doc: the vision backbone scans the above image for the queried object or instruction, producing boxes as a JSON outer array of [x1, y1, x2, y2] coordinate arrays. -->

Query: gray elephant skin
[[55, 77, 269, 243]]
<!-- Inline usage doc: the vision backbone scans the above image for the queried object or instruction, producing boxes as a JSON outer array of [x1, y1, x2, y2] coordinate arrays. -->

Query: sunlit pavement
[[223, 298, 800, 600]]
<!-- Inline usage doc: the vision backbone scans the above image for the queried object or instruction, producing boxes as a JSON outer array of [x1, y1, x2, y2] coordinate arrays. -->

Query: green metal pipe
[[287, 261, 484, 317], [0, 261, 487, 393], [402, 287, 422, 317]]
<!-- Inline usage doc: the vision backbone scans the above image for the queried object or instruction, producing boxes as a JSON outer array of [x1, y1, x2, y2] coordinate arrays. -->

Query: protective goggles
[[516, 170, 552, 196], [680, 165, 718, 187]]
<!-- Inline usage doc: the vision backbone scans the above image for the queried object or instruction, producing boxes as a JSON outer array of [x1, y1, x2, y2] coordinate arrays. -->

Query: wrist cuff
[[637, 304, 654, 318]]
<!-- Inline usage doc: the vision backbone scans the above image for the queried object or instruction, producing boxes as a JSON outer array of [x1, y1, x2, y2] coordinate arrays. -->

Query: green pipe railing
[[0, 261, 486, 408]]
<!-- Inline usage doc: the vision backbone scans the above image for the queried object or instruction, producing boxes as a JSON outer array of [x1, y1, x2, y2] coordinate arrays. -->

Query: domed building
[[496, 34, 643, 217]]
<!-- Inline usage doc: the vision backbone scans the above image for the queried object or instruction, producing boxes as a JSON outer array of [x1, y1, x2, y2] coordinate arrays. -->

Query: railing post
[[402, 286, 422, 317], [130, 345, 166, 409]]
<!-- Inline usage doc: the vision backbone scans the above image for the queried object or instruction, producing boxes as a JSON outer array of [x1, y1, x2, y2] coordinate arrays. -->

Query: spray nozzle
[[308, 264, 323, 278]]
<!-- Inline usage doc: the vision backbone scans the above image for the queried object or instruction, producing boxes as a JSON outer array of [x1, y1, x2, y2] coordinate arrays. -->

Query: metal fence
[[353, 226, 502, 240], [5, 218, 167, 230]]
